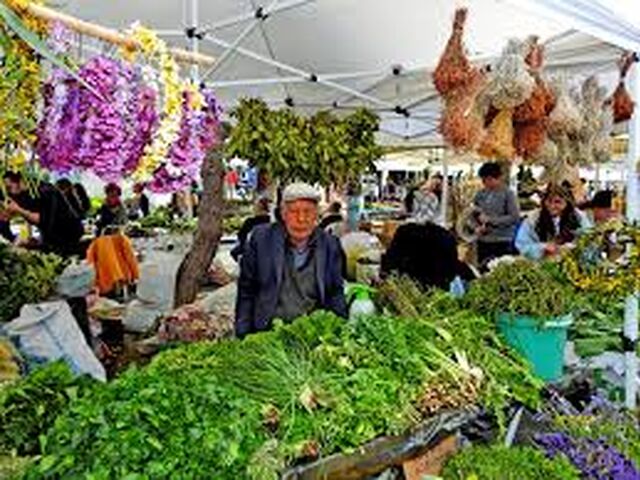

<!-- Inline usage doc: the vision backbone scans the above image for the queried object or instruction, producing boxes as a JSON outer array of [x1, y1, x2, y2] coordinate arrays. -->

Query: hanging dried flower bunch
[[547, 76, 582, 139], [611, 52, 636, 123], [484, 39, 535, 110], [514, 37, 554, 122], [514, 121, 546, 160], [439, 70, 486, 151], [575, 76, 612, 165], [478, 108, 515, 159], [433, 8, 475, 96]]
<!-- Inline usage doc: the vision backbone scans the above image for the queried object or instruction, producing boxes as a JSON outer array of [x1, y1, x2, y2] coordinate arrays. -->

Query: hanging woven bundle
[[439, 70, 486, 151], [478, 108, 515, 159], [433, 8, 476, 96], [514, 120, 546, 160], [514, 75, 554, 122], [547, 77, 582, 139], [611, 52, 636, 123], [485, 39, 535, 110]]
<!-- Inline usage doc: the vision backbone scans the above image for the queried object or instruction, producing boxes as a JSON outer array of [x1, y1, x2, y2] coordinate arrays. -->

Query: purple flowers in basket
[[535, 432, 640, 479]]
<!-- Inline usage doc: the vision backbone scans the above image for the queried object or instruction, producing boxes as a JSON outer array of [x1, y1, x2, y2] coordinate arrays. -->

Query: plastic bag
[[433, 8, 475, 96], [478, 108, 515, 159], [136, 251, 183, 309], [123, 299, 163, 333], [2, 301, 106, 381], [56, 261, 95, 298], [485, 39, 535, 110], [157, 303, 233, 343]]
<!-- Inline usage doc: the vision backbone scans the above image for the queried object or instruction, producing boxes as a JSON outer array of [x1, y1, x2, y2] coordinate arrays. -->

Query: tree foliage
[[225, 98, 382, 187]]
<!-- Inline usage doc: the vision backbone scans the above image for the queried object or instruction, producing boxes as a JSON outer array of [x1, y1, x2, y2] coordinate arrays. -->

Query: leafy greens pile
[[0, 361, 95, 456], [26, 299, 541, 479], [464, 258, 575, 319], [0, 244, 64, 323]]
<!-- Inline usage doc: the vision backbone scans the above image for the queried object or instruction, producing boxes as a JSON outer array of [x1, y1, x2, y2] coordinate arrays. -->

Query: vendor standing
[[473, 162, 520, 267], [2, 171, 83, 257], [96, 183, 127, 235], [235, 182, 347, 337], [515, 183, 591, 260]]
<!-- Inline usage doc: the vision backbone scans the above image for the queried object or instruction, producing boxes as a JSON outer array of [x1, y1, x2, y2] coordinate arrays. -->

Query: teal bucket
[[497, 313, 573, 382]]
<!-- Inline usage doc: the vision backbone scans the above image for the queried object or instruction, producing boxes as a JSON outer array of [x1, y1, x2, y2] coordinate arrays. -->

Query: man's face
[[3, 178, 22, 196], [282, 199, 319, 245], [482, 176, 501, 190]]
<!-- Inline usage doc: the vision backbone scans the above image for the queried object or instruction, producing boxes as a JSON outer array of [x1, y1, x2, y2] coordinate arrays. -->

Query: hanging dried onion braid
[[612, 51, 637, 123], [433, 8, 476, 96]]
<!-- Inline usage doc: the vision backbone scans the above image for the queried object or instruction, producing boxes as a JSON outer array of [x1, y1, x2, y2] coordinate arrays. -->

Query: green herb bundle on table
[[463, 259, 576, 382], [25, 303, 541, 479], [442, 445, 580, 480], [0, 244, 64, 323]]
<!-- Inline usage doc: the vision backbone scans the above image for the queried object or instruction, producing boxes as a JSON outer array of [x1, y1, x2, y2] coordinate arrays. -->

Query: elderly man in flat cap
[[235, 182, 347, 337]]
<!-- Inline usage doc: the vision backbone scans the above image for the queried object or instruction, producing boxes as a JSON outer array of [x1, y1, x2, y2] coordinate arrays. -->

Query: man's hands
[[4, 198, 23, 217]]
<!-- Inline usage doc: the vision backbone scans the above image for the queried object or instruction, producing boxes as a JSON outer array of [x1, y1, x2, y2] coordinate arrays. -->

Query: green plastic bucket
[[497, 313, 573, 382]]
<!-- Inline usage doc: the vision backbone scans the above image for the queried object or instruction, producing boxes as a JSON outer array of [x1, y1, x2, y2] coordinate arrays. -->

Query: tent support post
[[625, 61, 640, 410], [190, 0, 200, 83], [441, 152, 449, 227]]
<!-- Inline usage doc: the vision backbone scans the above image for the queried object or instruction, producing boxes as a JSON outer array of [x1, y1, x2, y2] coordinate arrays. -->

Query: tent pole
[[624, 61, 640, 410], [202, 36, 394, 108], [24, 2, 216, 66], [200, 0, 280, 81], [441, 151, 449, 227], [190, 0, 200, 82]]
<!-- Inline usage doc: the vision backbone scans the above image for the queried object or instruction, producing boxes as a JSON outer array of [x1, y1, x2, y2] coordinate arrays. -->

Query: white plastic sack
[[56, 261, 95, 298], [123, 299, 164, 334], [199, 283, 237, 318], [137, 251, 184, 308], [3, 301, 106, 381]]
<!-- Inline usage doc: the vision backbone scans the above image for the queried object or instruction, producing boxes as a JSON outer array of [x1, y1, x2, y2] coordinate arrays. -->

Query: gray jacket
[[473, 187, 520, 243]]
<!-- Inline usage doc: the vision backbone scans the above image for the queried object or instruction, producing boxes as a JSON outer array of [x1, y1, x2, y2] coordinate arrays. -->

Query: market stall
[[2, 0, 640, 479]]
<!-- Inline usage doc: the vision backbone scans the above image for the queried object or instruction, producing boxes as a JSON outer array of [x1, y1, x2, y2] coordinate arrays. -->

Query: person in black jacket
[[231, 197, 272, 261], [3, 171, 83, 257], [235, 183, 346, 337], [381, 221, 459, 291]]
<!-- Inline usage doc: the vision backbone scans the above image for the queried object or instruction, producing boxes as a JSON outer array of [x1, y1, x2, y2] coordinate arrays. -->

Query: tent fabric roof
[[59, 0, 638, 143]]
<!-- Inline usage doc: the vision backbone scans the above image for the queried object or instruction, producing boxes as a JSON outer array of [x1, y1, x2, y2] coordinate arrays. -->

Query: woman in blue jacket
[[515, 183, 591, 260]]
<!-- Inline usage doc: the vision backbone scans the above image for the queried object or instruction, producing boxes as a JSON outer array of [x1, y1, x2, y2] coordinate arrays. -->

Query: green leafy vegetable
[[442, 444, 580, 479]]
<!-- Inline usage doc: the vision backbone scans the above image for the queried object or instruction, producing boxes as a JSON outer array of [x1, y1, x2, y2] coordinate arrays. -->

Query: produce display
[[20, 296, 541, 478], [0, 244, 64, 323]]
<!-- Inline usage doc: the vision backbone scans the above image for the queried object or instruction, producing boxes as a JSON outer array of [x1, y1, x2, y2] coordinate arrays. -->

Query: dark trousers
[[477, 241, 514, 270]]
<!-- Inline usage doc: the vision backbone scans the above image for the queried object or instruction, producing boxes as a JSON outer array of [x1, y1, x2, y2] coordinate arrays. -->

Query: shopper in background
[[2, 171, 83, 256], [515, 183, 591, 260], [55, 178, 85, 219], [235, 182, 346, 337], [231, 197, 272, 261], [381, 220, 460, 291], [127, 183, 150, 220], [96, 183, 127, 235], [73, 182, 92, 219], [319, 201, 345, 236], [413, 173, 444, 224], [582, 190, 618, 225], [473, 162, 520, 268]]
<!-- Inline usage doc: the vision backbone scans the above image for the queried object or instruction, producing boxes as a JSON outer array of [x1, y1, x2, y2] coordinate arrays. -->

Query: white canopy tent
[[52, 0, 636, 143], [39, 0, 640, 407]]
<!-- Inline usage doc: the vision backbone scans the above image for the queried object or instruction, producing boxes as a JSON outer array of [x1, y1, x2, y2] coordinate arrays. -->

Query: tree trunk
[[174, 142, 226, 307]]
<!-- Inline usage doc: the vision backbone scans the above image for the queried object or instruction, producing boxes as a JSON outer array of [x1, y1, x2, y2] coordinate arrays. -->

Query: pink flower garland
[[148, 89, 220, 193], [37, 56, 158, 181]]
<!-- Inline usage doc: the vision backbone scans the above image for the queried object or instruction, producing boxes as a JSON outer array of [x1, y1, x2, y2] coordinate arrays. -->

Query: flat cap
[[282, 182, 321, 203]]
